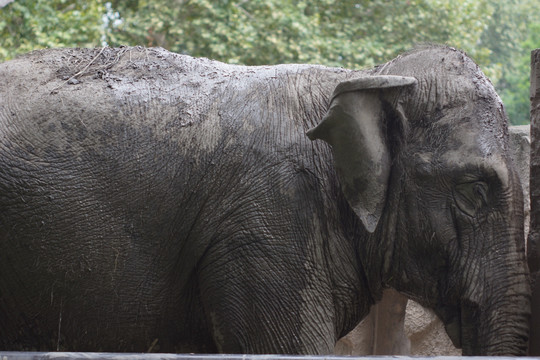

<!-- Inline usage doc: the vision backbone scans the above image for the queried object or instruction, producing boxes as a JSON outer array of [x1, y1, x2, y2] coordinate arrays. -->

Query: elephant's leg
[[197, 234, 336, 354]]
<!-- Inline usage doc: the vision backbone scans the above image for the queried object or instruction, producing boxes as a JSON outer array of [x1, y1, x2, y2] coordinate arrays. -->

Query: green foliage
[[102, 0, 493, 69], [480, 0, 540, 124], [0, 0, 105, 60], [1, 0, 539, 124], [498, 21, 540, 125]]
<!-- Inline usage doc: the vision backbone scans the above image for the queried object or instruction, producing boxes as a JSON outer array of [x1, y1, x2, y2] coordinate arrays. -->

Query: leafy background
[[1, 0, 539, 124]]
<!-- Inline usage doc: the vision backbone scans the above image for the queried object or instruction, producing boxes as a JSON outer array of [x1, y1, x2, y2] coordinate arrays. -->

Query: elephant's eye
[[453, 181, 489, 217]]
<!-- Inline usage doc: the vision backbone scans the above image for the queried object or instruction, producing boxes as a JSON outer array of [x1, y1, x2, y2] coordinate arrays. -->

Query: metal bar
[[1, 354, 539, 360]]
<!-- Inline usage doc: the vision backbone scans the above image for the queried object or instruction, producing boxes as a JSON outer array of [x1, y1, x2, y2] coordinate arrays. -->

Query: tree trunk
[[528, 48, 540, 355]]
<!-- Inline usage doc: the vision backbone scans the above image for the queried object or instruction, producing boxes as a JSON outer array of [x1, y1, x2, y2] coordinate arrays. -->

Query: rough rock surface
[[335, 124, 531, 356]]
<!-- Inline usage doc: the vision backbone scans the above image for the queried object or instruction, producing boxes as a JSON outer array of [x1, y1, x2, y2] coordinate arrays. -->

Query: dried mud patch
[[20, 47, 194, 93]]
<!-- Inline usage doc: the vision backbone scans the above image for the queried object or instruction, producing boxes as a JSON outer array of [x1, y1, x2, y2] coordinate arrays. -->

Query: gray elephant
[[0, 45, 530, 355]]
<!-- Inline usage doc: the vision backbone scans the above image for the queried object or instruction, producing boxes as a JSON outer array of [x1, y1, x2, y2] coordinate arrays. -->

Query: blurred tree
[[480, 0, 540, 124], [102, 0, 492, 69], [0, 0, 105, 60]]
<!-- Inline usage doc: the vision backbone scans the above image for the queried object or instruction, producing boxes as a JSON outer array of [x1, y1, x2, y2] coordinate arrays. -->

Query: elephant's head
[[307, 46, 530, 355]]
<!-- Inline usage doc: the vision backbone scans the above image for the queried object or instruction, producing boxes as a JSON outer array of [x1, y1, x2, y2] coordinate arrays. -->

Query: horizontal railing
[[2, 353, 540, 360]]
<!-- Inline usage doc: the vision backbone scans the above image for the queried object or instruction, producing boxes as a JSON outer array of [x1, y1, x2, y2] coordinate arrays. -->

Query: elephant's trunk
[[462, 298, 530, 355], [453, 173, 531, 356], [460, 260, 530, 355]]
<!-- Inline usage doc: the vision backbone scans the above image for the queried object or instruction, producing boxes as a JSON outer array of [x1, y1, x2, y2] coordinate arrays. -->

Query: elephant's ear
[[306, 76, 416, 233]]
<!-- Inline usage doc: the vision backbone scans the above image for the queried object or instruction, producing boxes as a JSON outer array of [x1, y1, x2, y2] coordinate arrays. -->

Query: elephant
[[0, 45, 530, 355]]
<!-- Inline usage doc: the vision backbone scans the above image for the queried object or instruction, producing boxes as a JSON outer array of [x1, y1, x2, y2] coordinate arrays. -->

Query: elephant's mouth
[[444, 312, 462, 348], [442, 301, 481, 354]]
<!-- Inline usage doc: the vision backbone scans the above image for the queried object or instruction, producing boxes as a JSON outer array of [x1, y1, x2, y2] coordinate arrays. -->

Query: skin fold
[[0, 45, 530, 354]]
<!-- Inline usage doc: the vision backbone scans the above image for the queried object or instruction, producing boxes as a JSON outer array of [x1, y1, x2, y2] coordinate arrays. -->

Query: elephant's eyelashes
[[453, 181, 489, 217], [473, 182, 489, 205]]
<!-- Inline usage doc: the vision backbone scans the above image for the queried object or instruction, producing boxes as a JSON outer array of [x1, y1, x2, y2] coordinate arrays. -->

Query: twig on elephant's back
[[50, 47, 106, 94], [48, 47, 154, 95], [49, 47, 128, 94], [96, 47, 128, 73]]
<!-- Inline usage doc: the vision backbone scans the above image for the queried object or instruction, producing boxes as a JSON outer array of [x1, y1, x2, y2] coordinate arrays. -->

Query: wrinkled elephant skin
[[0, 46, 530, 355]]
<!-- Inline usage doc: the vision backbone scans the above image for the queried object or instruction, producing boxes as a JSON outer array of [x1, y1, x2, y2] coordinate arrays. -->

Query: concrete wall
[[335, 125, 531, 356]]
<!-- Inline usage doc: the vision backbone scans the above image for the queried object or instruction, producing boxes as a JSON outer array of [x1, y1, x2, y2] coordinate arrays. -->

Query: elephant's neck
[[358, 230, 387, 303], [377, 165, 405, 290], [357, 178, 402, 303], [326, 196, 386, 337]]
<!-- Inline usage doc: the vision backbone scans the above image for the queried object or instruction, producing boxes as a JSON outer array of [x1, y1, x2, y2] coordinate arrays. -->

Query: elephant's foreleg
[[197, 235, 336, 354]]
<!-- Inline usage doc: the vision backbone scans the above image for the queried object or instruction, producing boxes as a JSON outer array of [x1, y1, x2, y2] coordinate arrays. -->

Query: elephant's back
[[0, 46, 349, 259], [0, 46, 350, 155], [0, 47, 240, 140], [0, 46, 354, 277]]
